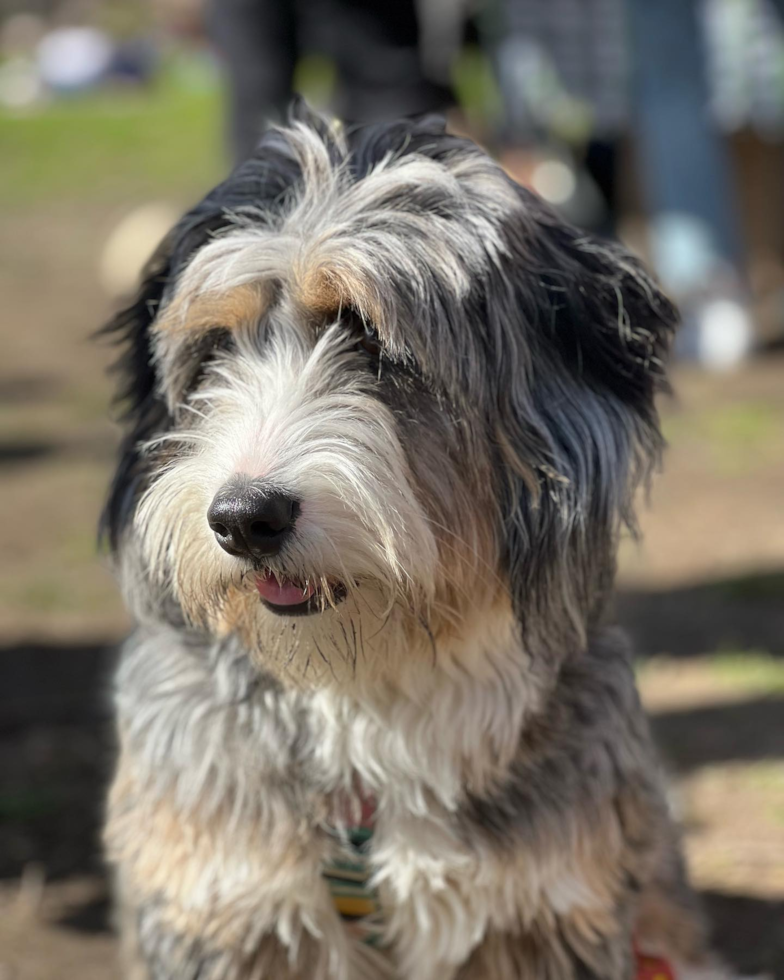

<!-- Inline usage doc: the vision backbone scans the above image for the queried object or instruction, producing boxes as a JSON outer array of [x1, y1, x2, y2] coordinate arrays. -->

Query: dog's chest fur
[[117, 603, 540, 821], [115, 618, 613, 975]]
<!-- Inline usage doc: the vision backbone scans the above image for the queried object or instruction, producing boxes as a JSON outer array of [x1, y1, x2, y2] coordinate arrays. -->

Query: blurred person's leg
[[628, 0, 752, 366], [207, 0, 298, 163], [327, 0, 454, 123], [490, 0, 627, 237]]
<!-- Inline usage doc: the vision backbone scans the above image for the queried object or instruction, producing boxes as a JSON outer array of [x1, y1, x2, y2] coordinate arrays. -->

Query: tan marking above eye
[[296, 267, 343, 317], [155, 261, 385, 339], [155, 281, 273, 337], [294, 264, 383, 327]]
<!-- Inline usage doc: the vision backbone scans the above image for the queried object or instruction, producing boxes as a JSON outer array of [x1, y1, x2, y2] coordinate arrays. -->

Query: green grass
[[0, 63, 224, 210], [0, 46, 503, 212], [710, 651, 784, 694], [0, 47, 505, 212], [662, 400, 784, 474], [638, 650, 784, 697]]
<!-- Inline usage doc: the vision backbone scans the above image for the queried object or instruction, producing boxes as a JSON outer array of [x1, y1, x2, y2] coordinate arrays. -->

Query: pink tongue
[[255, 571, 315, 606]]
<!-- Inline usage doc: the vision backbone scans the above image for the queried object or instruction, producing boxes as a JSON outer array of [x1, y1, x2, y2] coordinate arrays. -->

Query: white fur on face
[[135, 315, 439, 652], [129, 121, 520, 678]]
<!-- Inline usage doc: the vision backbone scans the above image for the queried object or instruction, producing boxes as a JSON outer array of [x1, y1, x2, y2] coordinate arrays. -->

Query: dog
[[101, 104, 728, 980]]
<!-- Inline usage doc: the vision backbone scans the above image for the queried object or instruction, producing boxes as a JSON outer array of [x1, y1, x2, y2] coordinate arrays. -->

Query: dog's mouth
[[254, 570, 346, 616]]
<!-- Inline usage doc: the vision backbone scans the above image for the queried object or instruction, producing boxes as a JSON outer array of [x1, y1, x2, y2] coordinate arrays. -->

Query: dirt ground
[[1, 200, 783, 978]]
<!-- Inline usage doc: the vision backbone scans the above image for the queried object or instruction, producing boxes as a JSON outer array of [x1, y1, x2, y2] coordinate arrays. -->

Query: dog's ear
[[493, 189, 678, 657], [495, 188, 678, 494], [98, 229, 181, 551], [511, 186, 677, 416]]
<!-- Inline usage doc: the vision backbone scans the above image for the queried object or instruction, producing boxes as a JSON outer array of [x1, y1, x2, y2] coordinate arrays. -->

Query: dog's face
[[104, 110, 676, 684]]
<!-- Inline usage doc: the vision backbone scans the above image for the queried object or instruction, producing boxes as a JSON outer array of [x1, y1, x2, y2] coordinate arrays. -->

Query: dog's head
[[103, 107, 676, 684]]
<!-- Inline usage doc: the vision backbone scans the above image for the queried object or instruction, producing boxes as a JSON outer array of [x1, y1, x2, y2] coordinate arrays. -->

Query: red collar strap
[[635, 949, 676, 980]]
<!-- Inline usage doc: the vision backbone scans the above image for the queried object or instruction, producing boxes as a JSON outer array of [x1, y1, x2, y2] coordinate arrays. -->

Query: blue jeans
[[627, 0, 744, 285]]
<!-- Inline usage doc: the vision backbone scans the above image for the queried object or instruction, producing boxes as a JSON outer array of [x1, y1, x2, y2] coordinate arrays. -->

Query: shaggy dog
[[102, 106, 726, 979]]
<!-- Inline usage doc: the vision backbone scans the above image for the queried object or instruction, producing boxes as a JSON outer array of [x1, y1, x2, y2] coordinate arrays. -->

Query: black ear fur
[[494, 189, 679, 659], [98, 232, 178, 551], [512, 186, 678, 414]]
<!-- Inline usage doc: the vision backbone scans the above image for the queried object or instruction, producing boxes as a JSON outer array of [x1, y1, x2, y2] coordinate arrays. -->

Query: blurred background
[[0, 0, 783, 976]]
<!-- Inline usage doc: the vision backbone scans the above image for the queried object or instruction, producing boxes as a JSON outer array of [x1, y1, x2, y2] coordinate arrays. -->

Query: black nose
[[207, 485, 298, 558]]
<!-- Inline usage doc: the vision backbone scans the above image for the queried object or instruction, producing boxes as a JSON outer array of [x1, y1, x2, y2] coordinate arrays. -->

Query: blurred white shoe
[[651, 213, 754, 369], [688, 296, 754, 369]]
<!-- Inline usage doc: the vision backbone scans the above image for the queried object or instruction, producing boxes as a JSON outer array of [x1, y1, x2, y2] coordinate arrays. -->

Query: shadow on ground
[[0, 643, 115, 881], [617, 568, 784, 658], [651, 697, 784, 773], [704, 890, 784, 977], [56, 888, 112, 935], [0, 442, 58, 466]]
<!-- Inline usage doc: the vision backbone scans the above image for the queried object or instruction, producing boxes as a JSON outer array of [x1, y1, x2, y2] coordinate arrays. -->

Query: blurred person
[[208, 0, 770, 367], [627, 0, 755, 368], [491, 0, 629, 236], [208, 0, 627, 233], [207, 0, 455, 163], [493, 0, 764, 367]]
